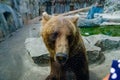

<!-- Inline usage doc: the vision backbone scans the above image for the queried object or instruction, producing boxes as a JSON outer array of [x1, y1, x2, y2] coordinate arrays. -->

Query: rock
[[25, 37, 49, 65], [25, 37, 49, 57], [95, 39, 120, 51], [82, 34, 108, 45], [87, 49, 105, 65], [83, 34, 120, 64], [25, 37, 105, 65], [83, 37, 105, 65], [25, 34, 120, 65], [104, 0, 120, 13], [92, 34, 120, 51], [0, 3, 23, 40], [32, 54, 49, 66]]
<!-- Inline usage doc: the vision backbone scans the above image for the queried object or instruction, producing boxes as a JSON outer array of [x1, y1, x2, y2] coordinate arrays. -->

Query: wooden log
[[59, 7, 91, 16], [39, 7, 90, 20]]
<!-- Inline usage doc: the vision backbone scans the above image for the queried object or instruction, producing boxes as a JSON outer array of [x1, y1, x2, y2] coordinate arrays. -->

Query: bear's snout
[[56, 53, 68, 64]]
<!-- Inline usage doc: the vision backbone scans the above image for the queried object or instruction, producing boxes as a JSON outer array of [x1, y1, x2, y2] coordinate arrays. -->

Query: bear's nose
[[56, 53, 68, 64]]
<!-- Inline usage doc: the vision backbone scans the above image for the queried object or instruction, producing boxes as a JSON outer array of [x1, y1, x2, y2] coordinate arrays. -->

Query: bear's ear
[[66, 15, 79, 25], [41, 12, 51, 26]]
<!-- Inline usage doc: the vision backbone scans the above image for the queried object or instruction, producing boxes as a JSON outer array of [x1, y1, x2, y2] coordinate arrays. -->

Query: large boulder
[[83, 34, 120, 51], [86, 46, 104, 65], [25, 37, 49, 65], [25, 37, 48, 57], [25, 36, 105, 65], [95, 39, 120, 51], [25, 34, 120, 65], [83, 36, 105, 64]]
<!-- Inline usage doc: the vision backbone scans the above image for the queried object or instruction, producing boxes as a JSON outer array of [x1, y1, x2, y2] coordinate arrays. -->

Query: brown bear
[[41, 12, 89, 80]]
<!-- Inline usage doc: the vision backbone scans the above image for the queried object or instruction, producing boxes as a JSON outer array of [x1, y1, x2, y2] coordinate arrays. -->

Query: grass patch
[[80, 25, 120, 36]]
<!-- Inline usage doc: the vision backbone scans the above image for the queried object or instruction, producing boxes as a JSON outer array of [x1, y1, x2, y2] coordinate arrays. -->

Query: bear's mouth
[[55, 53, 68, 64]]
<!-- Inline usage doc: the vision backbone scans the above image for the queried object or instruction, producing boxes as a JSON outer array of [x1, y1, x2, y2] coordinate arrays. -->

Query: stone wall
[[104, 0, 120, 13], [0, 0, 41, 40], [0, 3, 23, 41]]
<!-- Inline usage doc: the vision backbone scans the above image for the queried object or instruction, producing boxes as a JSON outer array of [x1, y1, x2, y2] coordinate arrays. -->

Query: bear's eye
[[49, 32, 58, 41]]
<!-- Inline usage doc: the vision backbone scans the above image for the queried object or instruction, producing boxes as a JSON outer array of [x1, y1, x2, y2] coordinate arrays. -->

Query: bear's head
[[41, 12, 83, 64]]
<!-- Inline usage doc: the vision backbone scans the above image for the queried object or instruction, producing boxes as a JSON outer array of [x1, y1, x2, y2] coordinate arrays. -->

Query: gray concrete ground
[[0, 23, 49, 80]]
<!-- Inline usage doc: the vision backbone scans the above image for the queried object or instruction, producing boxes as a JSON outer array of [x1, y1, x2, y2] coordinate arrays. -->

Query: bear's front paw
[[45, 75, 57, 80]]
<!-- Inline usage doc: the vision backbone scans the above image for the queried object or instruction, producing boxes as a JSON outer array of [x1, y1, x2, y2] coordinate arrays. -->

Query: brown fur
[[41, 12, 89, 80]]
